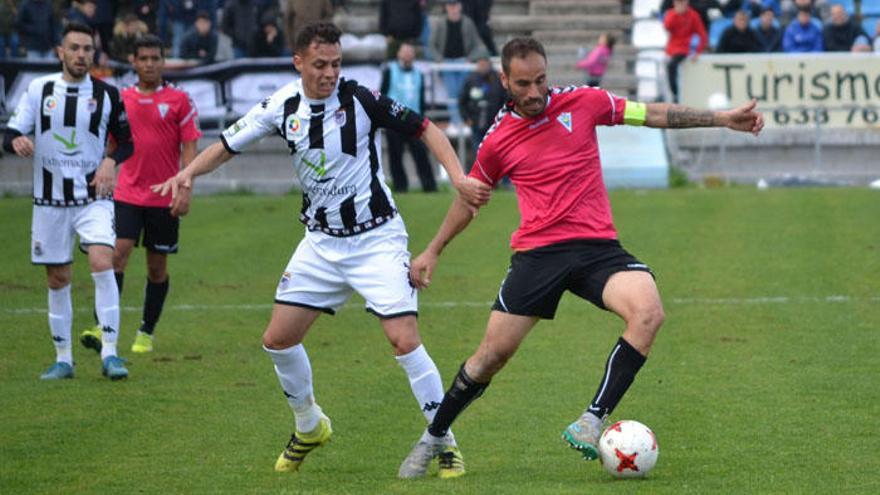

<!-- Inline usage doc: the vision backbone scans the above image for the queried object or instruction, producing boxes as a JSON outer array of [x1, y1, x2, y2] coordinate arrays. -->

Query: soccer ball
[[598, 420, 658, 478]]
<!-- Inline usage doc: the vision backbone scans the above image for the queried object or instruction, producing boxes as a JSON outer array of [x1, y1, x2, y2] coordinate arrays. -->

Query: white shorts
[[275, 215, 418, 318], [31, 200, 115, 264]]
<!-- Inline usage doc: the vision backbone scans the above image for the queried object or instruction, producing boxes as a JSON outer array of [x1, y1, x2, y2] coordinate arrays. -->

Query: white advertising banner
[[680, 53, 880, 129]]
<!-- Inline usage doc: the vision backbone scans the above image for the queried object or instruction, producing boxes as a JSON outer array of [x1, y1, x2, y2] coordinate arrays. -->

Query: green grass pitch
[[1, 188, 878, 494]]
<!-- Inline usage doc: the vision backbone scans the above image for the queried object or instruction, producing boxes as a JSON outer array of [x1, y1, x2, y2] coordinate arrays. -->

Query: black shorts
[[492, 239, 653, 319], [114, 200, 179, 254]]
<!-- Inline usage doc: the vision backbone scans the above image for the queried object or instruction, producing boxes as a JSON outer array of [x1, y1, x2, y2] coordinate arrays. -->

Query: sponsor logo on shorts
[[33, 241, 43, 256], [627, 263, 648, 269]]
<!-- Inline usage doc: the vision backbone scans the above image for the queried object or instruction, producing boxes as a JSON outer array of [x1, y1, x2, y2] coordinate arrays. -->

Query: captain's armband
[[623, 101, 647, 126]]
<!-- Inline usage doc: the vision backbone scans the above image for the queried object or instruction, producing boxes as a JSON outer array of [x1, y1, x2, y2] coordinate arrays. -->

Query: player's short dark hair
[[61, 21, 94, 42], [501, 37, 546, 75], [133, 34, 164, 57], [294, 21, 342, 54]]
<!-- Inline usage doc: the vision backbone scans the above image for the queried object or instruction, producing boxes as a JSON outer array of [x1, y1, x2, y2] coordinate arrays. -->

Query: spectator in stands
[[159, 0, 218, 58], [380, 41, 437, 193], [0, 0, 19, 59], [430, 0, 488, 130], [92, 0, 116, 54], [17, 0, 58, 60], [110, 13, 149, 63], [214, 22, 234, 61], [132, 1, 159, 34], [781, 0, 829, 24], [663, 0, 708, 102], [179, 10, 218, 64], [742, 0, 781, 17], [222, 0, 258, 58], [717, 9, 761, 52], [283, 0, 334, 54], [459, 54, 505, 167], [754, 6, 783, 51], [380, 0, 425, 59], [782, 4, 823, 52], [661, 0, 720, 31], [576, 32, 615, 87], [250, 14, 285, 57], [65, 0, 96, 28], [462, 0, 497, 56], [822, 3, 867, 52]]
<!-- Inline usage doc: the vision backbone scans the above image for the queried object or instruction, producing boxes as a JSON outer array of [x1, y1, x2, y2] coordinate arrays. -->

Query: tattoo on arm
[[666, 105, 718, 128]]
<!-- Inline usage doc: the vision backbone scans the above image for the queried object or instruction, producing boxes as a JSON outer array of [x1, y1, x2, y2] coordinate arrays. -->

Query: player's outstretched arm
[[420, 121, 491, 212], [151, 141, 234, 215], [410, 196, 480, 290], [644, 99, 764, 136]]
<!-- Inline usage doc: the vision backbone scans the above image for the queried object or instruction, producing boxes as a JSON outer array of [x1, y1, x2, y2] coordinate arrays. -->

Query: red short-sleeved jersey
[[114, 83, 202, 207], [469, 86, 627, 250]]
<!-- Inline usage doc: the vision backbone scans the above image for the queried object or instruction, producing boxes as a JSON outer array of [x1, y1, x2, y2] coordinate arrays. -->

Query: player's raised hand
[[409, 250, 439, 290], [11, 136, 35, 158], [170, 183, 191, 217], [90, 158, 116, 197], [152, 172, 193, 215], [454, 176, 492, 209], [724, 99, 764, 136]]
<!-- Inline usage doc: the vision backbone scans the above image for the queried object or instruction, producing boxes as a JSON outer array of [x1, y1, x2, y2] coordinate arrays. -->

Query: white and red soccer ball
[[598, 420, 659, 478]]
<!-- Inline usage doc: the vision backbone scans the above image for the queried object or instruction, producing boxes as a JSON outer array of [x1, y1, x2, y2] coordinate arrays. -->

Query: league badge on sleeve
[[285, 114, 304, 140]]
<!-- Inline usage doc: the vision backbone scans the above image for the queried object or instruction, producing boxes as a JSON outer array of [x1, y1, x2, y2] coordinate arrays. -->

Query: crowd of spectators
[[0, 0, 334, 63], [661, 0, 879, 55]]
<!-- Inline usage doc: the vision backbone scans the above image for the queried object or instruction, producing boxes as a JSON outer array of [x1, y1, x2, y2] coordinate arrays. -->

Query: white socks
[[48, 285, 73, 365], [264, 344, 323, 433], [92, 269, 120, 359], [396, 345, 445, 422]]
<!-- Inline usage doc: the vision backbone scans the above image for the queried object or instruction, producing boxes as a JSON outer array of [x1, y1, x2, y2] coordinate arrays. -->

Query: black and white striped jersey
[[7, 73, 131, 207], [220, 77, 428, 237]]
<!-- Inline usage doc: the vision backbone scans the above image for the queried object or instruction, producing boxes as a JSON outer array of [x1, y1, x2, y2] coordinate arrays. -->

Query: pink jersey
[[470, 86, 627, 250], [115, 82, 202, 207]]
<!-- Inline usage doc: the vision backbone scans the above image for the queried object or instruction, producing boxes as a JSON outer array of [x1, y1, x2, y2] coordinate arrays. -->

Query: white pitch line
[[2, 296, 879, 315]]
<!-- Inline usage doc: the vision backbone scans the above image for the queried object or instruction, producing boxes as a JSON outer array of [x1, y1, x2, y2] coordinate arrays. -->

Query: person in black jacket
[[179, 10, 217, 64], [754, 7, 782, 52], [822, 3, 867, 52], [379, 0, 424, 59], [458, 54, 505, 166], [462, 0, 496, 55], [717, 10, 761, 53], [17, 0, 58, 59], [222, 0, 258, 57], [249, 15, 285, 57]]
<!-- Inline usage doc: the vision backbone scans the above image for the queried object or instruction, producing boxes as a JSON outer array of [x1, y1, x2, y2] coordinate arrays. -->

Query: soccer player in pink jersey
[[81, 34, 201, 355], [399, 37, 764, 478]]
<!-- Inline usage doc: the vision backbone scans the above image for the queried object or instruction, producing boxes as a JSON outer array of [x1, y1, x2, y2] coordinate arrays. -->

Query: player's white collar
[[298, 78, 342, 104]]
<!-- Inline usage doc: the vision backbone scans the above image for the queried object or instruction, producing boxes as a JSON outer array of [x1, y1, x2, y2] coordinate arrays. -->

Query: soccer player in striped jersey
[[153, 22, 491, 477], [81, 34, 202, 355], [3, 22, 134, 380], [399, 37, 764, 478]]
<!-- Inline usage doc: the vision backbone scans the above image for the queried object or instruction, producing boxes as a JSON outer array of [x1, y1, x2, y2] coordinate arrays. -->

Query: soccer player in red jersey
[[399, 37, 763, 478], [82, 34, 201, 355]]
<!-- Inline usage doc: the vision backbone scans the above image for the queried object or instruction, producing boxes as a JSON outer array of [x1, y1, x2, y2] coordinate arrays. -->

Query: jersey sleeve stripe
[[474, 161, 494, 185], [180, 108, 196, 126]]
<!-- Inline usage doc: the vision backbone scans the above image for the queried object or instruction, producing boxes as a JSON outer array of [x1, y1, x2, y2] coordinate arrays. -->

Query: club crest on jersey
[[334, 108, 346, 126], [157, 103, 169, 119], [86, 98, 98, 113], [42, 96, 58, 116], [285, 114, 304, 140], [557, 112, 573, 132]]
